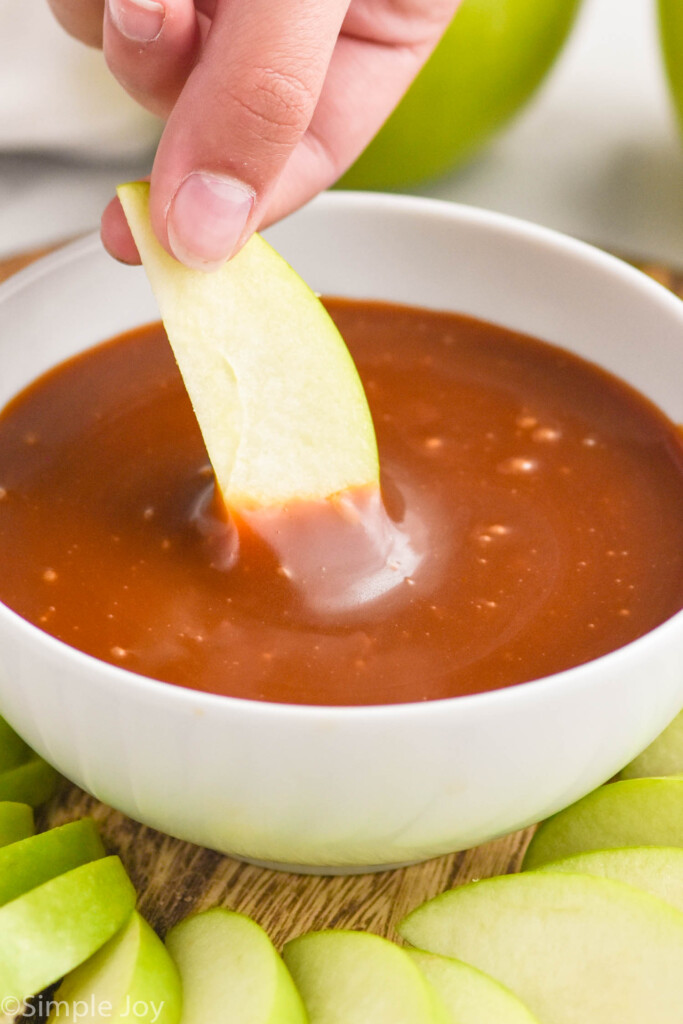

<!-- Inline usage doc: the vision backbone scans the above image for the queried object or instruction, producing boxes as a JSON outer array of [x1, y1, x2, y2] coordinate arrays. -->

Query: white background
[[0, 0, 681, 266]]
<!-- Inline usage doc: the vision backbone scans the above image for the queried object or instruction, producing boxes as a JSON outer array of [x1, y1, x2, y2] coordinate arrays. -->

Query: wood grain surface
[[2, 242, 681, 950]]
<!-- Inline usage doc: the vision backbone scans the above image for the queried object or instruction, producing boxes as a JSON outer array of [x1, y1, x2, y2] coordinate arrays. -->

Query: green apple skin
[[283, 930, 450, 1024], [407, 950, 540, 1024], [166, 908, 306, 1024], [400, 871, 683, 1024], [523, 777, 683, 869], [0, 802, 34, 848], [619, 710, 683, 778], [339, 0, 583, 190], [117, 182, 379, 510], [0, 856, 136, 1004], [50, 911, 181, 1024], [0, 755, 59, 807], [0, 818, 104, 908], [536, 846, 683, 915], [659, 0, 683, 132], [0, 717, 32, 773]]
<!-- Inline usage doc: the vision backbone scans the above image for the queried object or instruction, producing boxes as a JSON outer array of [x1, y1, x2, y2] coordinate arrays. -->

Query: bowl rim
[[1, 189, 682, 724]]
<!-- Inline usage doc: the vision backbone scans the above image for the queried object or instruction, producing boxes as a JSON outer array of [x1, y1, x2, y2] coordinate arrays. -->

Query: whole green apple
[[339, 0, 582, 190], [659, 0, 683, 130]]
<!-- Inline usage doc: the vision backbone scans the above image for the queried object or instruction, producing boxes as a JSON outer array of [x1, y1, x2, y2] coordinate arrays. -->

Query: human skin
[[46, 0, 461, 269]]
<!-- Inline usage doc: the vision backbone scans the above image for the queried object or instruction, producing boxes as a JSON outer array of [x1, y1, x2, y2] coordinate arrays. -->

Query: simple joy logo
[[1, 997, 166, 1022]]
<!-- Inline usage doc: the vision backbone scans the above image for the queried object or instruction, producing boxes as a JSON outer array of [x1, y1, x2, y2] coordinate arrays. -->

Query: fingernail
[[167, 173, 255, 270], [107, 0, 165, 43]]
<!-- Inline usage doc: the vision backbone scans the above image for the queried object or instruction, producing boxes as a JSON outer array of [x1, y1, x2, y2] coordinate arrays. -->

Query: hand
[[46, 0, 460, 268]]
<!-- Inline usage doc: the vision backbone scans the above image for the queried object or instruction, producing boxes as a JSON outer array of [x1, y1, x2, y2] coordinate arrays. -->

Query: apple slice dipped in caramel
[[117, 183, 420, 616], [117, 182, 379, 510]]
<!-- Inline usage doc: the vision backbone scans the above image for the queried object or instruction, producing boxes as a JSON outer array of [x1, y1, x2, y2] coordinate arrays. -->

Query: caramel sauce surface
[[1, 300, 682, 705]]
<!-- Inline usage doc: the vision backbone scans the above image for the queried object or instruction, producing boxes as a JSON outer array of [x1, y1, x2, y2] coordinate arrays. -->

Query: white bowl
[[0, 193, 682, 872]]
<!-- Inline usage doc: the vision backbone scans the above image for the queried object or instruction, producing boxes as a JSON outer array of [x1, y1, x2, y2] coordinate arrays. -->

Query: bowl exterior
[[0, 193, 681, 870]]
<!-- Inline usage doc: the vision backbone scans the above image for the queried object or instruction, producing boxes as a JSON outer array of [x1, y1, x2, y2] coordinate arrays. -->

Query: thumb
[[147, 0, 349, 269]]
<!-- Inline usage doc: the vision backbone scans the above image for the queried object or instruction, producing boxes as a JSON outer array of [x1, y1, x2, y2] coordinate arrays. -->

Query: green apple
[[407, 950, 540, 1024], [0, 802, 34, 848], [0, 754, 59, 806], [0, 717, 32, 773], [659, 0, 683, 132], [400, 871, 683, 1024], [0, 856, 136, 1004], [283, 929, 450, 1024], [339, 0, 582, 190], [117, 182, 379, 510], [536, 846, 683, 914], [0, 818, 104, 908], [166, 908, 306, 1024], [619, 710, 683, 779], [49, 911, 181, 1024], [523, 777, 683, 869]]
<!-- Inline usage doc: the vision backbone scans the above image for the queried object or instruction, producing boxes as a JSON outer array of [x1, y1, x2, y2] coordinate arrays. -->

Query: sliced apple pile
[[400, 871, 683, 1024], [0, 715, 180, 1019], [117, 182, 379, 511]]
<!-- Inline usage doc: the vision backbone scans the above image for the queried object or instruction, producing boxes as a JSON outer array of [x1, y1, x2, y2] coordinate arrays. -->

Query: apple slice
[[49, 911, 181, 1024], [0, 856, 136, 1005], [523, 777, 683, 869], [117, 182, 379, 510], [407, 950, 540, 1024], [0, 818, 104, 908], [400, 871, 683, 1024], [282, 929, 450, 1024], [165, 907, 307, 1024], [536, 845, 683, 914], [0, 717, 32, 773], [619, 710, 683, 778], [0, 754, 59, 806], [0, 802, 34, 848]]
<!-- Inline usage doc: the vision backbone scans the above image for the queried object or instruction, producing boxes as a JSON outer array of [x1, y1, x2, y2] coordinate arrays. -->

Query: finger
[[264, 2, 461, 224], [147, 0, 351, 269], [46, 0, 105, 48], [101, 194, 142, 264], [102, 0, 202, 118]]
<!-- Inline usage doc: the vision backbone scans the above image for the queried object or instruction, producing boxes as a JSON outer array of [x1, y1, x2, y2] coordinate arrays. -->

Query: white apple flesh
[[407, 949, 540, 1024], [400, 871, 683, 1024], [283, 929, 450, 1024], [166, 907, 307, 1024], [536, 845, 683, 914]]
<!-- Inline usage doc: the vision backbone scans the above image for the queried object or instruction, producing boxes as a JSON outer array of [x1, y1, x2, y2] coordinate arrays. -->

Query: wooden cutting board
[[2, 241, 681, 949]]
